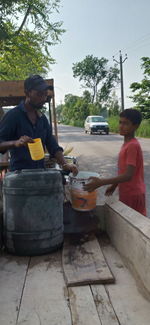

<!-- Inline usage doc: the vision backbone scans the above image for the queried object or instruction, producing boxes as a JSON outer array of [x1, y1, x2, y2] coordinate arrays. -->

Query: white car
[[84, 115, 109, 135]]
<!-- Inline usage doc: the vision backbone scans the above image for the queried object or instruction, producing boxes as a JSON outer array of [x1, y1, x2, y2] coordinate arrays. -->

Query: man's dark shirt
[[0, 102, 63, 171]]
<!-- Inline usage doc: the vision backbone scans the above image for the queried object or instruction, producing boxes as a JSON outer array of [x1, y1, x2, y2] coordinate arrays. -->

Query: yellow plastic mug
[[28, 138, 45, 161]]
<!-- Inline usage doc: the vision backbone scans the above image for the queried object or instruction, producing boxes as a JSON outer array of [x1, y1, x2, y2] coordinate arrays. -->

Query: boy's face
[[119, 117, 138, 136]]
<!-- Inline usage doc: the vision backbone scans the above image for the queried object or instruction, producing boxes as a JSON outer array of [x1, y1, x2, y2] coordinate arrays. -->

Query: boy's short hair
[[120, 109, 142, 125]]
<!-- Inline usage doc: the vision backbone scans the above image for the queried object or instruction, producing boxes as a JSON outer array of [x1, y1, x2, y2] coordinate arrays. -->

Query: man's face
[[119, 117, 137, 136], [27, 89, 48, 110]]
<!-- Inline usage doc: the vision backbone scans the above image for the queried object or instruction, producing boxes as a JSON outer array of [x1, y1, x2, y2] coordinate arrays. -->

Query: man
[[0, 75, 77, 174]]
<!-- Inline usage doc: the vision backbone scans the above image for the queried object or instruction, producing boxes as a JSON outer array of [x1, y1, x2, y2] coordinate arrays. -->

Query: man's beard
[[29, 100, 44, 110]]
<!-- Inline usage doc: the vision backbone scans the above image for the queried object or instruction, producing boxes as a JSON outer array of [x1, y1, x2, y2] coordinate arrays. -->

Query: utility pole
[[113, 51, 127, 111]]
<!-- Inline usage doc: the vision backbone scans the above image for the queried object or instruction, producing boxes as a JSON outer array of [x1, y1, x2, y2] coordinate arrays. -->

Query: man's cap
[[24, 75, 53, 91]]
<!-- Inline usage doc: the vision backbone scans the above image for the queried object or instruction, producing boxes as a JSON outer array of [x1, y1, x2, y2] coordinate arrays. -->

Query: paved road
[[58, 124, 150, 217]]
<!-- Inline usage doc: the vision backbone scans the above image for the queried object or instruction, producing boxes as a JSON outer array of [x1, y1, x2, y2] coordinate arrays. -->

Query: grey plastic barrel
[[3, 169, 64, 256], [0, 200, 3, 249]]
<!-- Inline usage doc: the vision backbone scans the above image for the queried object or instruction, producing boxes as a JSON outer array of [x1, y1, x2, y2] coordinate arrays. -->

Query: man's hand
[[62, 163, 78, 176], [84, 176, 102, 192], [105, 184, 118, 196], [15, 136, 34, 148]]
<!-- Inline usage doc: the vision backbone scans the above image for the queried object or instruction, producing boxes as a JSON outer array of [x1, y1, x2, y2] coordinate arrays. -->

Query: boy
[[84, 109, 146, 216]]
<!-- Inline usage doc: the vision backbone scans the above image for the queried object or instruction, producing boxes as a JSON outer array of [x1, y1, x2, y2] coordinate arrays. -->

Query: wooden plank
[[68, 286, 101, 325], [52, 94, 58, 140], [62, 235, 115, 286], [0, 79, 54, 98], [17, 251, 72, 325], [91, 285, 119, 325], [101, 242, 150, 325], [0, 254, 29, 325]]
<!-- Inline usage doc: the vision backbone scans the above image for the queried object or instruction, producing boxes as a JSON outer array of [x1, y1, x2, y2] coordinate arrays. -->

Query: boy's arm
[[105, 183, 118, 196], [84, 165, 135, 192]]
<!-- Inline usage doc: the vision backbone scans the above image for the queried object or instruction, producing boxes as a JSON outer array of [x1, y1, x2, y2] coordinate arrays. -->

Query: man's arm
[[54, 150, 77, 175], [0, 140, 17, 153], [0, 109, 34, 153], [44, 117, 78, 175], [0, 136, 34, 153]]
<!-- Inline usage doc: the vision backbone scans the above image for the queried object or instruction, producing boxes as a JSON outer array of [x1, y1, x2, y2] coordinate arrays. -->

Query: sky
[[48, 0, 150, 108]]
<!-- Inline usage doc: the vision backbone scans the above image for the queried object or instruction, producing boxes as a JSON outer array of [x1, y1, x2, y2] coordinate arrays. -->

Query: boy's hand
[[15, 136, 34, 148], [105, 184, 117, 196], [84, 177, 101, 192]]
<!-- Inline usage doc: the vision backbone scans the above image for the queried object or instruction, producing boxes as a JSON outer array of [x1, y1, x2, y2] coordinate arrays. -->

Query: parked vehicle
[[84, 115, 109, 135]]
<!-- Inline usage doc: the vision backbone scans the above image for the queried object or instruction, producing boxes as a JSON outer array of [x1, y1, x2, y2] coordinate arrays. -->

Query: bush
[[108, 116, 119, 133], [70, 119, 84, 127], [136, 119, 150, 137]]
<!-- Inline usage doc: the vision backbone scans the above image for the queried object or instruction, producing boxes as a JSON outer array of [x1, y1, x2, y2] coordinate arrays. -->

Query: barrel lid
[[3, 168, 63, 188]]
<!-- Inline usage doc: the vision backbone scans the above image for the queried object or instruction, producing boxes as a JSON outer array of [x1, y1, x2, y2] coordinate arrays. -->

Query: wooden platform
[[1, 234, 150, 325], [62, 235, 114, 286]]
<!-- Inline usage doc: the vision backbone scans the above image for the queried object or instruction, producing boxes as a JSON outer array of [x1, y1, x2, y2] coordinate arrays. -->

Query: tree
[[0, 30, 53, 79], [82, 90, 92, 103], [72, 55, 119, 103], [107, 91, 120, 116], [96, 66, 119, 105], [130, 57, 150, 119], [0, 0, 65, 79], [56, 103, 63, 121], [62, 94, 80, 123], [59, 93, 90, 126]]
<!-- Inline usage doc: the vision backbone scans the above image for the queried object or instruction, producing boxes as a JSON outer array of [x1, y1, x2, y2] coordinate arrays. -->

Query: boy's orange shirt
[[118, 138, 145, 195]]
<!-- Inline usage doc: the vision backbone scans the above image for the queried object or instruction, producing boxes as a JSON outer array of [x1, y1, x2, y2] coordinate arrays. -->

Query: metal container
[[3, 169, 64, 256], [64, 156, 77, 165]]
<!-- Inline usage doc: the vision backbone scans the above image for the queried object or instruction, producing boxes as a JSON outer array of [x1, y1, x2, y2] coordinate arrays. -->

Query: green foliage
[[60, 93, 90, 126], [0, 29, 53, 79], [0, 0, 65, 79], [88, 103, 101, 116], [136, 119, 150, 137], [72, 55, 119, 103], [108, 116, 119, 133], [57, 92, 110, 126], [130, 57, 150, 119], [56, 103, 63, 121], [82, 90, 92, 103], [107, 91, 120, 116]]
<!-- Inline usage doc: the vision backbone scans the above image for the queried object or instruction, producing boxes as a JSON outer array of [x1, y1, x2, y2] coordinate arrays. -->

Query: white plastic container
[[69, 171, 99, 211]]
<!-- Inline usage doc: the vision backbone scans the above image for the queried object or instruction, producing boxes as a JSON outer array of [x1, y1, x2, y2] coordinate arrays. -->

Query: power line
[[110, 32, 150, 61], [121, 32, 150, 52], [124, 40, 150, 54]]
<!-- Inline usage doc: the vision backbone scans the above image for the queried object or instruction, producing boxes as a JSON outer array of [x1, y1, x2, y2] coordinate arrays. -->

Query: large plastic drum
[[3, 169, 64, 256], [0, 200, 3, 249], [69, 171, 99, 211]]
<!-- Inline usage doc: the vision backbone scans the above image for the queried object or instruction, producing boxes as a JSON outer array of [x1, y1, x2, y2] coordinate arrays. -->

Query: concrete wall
[[104, 200, 150, 295]]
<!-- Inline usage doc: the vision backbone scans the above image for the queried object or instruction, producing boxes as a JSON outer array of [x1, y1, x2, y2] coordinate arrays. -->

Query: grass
[[108, 116, 150, 138], [136, 119, 150, 138]]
